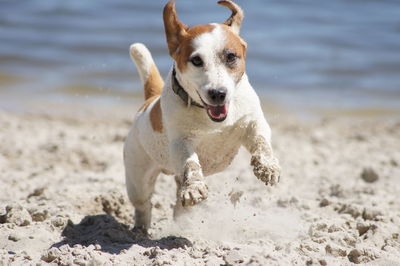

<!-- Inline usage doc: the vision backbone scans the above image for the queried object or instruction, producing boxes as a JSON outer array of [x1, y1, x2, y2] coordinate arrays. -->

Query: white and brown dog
[[124, 0, 280, 233]]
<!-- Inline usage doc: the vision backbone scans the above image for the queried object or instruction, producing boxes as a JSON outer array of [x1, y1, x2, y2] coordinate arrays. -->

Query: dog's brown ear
[[163, 1, 188, 57], [218, 0, 244, 35]]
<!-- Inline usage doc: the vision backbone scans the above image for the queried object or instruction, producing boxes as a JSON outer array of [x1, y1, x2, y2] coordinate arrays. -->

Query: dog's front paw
[[179, 181, 208, 207], [251, 155, 281, 186]]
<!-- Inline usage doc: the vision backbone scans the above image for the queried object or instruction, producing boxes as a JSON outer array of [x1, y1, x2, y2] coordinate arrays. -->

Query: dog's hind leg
[[124, 134, 160, 233]]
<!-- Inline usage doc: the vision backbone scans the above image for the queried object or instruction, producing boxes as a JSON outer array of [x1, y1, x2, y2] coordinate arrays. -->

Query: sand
[[0, 103, 399, 265]]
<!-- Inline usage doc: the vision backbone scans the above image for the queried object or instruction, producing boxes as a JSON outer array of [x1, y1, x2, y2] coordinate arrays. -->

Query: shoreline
[[1, 91, 400, 122]]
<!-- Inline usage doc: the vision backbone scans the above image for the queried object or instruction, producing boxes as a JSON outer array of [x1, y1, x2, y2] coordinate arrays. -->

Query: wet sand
[[0, 102, 400, 265]]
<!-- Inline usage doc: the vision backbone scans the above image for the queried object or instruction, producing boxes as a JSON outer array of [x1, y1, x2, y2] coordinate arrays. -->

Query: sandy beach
[[1, 0, 400, 264], [0, 102, 399, 265]]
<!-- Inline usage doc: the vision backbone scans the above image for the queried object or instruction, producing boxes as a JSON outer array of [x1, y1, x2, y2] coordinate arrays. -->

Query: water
[[1, 0, 400, 113]]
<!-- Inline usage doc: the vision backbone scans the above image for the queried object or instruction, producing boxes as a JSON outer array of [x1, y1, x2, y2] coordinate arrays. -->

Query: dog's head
[[163, 0, 247, 122]]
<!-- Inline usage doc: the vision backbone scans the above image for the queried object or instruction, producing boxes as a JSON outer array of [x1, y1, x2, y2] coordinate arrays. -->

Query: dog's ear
[[163, 1, 189, 57], [218, 0, 244, 35]]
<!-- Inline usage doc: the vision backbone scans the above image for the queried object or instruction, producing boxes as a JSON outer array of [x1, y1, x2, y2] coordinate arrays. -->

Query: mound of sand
[[0, 105, 399, 265]]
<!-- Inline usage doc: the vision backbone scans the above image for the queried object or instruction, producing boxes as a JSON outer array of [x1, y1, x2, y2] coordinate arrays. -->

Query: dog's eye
[[190, 56, 203, 67], [226, 53, 237, 64]]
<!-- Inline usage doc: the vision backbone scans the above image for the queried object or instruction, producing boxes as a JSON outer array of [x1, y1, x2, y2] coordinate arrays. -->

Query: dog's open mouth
[[197, 92, 229, 122], [205, 103, 229, 122]]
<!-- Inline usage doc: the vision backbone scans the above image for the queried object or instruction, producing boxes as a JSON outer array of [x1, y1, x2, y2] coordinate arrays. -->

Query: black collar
[[171, 68, 204, 108]]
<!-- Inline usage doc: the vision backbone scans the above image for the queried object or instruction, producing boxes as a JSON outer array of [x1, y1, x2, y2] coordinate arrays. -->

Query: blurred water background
[[0, 0, 399, 116]]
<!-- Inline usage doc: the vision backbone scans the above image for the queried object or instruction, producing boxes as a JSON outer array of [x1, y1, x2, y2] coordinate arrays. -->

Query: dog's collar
[[172, 68, 204, 108]]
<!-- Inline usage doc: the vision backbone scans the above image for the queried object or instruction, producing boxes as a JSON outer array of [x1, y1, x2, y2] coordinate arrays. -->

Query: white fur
[[129, 43, 155, 85], [124, 26, 280, 231]]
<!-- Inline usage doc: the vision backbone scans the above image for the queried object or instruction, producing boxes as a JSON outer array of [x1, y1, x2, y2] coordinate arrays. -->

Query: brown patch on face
[[220, 24, 247, 82], [173, 24, 215, 72], [149, 98, 163, 133], [163, 0, 246, 79], [144, 64, 164, 100]]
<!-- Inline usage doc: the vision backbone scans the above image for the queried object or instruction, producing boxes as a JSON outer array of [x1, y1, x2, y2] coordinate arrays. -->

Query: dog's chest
[[194, 127, 243, 176]]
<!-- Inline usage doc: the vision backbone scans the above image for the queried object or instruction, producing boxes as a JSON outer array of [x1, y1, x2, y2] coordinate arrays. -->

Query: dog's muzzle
[[199, 89, 229, 122]]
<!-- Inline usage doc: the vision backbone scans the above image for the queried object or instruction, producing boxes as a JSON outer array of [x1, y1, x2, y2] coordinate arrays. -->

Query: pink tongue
[[208, 104, 228, 118]]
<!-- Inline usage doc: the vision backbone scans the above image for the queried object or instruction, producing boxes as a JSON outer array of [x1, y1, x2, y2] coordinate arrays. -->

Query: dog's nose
[[208, 88, 227, 105]]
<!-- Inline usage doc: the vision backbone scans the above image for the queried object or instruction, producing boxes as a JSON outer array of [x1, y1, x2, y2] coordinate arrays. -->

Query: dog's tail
[[129, 43, 164, 100]]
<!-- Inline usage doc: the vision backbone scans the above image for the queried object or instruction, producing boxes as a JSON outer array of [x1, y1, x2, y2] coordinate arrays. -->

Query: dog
[[124, 0, 281, 233]]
